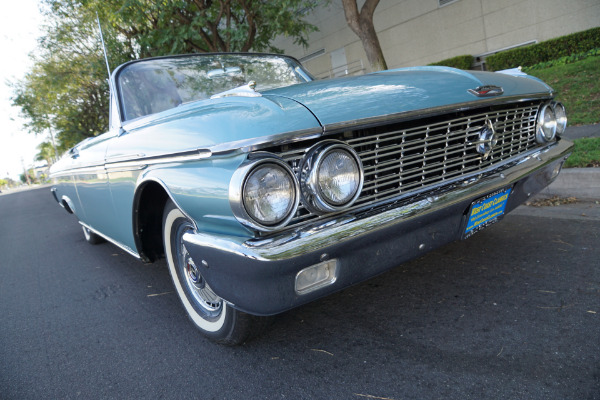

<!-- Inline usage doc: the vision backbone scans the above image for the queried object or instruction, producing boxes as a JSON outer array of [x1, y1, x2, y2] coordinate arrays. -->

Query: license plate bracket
[[463, 187, 512, 239]]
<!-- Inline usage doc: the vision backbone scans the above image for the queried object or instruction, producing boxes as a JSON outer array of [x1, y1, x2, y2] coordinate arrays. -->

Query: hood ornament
[[468, 85, 504, 97], [211, 81, 261, 99]]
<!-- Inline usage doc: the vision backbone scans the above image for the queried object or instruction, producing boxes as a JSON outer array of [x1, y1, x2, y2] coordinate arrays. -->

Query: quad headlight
[[536, 103, 557, 144], [552, 101, 567, 136], [536, 101, 567, 144], [230, 157, 299, 231], [231, 142, 364, 232], [300, 142, 364, 214]]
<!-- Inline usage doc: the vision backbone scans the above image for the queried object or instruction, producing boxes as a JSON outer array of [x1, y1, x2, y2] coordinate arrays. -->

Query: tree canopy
[[12, 0, 319, 156]]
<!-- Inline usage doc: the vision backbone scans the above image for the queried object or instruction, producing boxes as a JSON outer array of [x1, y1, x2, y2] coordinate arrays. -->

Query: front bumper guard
[[183, 139, 573, 315]]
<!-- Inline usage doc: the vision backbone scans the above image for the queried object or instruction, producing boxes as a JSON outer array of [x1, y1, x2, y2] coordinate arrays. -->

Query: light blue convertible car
[[50, 53, 572, 344]]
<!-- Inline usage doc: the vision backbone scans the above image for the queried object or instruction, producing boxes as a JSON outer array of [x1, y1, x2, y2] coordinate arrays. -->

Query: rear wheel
[[162, 200, 268, 345]]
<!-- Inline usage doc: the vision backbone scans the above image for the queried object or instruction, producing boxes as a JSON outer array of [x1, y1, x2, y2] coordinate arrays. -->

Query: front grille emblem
[[475, 119, 498, 159], [468, 85, 504, 97]]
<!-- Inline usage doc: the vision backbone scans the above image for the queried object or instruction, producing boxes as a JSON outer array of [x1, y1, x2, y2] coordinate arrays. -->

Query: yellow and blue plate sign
[[464, 187, 512, 238]]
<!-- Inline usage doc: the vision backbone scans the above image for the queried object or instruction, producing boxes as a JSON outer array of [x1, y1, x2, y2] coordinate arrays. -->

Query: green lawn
[[564, 137, 600, 168], [527, 56, 600, 126], [526, 56, 600, 167]]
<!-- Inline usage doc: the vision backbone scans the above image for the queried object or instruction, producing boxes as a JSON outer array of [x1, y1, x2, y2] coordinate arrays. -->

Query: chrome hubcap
[[185, 251, 205, 289], [179, 236, 222, 313]]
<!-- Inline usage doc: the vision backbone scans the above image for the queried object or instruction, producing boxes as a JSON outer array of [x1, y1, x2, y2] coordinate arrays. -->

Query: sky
[[0, 0, 45, 180]]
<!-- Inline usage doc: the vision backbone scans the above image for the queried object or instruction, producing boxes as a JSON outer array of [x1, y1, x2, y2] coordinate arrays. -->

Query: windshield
[[116, 54, 311, 121]]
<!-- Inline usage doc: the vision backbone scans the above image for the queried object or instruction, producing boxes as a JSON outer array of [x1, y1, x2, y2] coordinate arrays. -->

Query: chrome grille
[[267, 101, 543, 227]]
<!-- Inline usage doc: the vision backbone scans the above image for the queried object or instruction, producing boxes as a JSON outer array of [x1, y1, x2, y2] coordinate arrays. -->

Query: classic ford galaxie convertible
[[50, 53, 572, 344]]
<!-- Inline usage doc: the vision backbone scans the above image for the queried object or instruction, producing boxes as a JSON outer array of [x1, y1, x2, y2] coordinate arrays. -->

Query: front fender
[[134, 153, 252, 240]]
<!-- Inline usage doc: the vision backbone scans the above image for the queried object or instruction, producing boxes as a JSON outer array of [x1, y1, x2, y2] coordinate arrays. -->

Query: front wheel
[[162, 200, 268, 345]]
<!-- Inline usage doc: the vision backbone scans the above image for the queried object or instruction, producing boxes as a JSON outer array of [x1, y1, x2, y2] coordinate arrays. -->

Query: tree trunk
[[342, 0, 388, 71]]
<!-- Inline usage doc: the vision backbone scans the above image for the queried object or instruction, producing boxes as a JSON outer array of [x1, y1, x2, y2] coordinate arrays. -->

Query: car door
[[71, 132, 116, 236]]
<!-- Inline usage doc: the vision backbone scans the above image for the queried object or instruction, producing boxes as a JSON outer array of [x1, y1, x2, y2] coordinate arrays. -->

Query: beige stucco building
[[273, 0, 600, 77]]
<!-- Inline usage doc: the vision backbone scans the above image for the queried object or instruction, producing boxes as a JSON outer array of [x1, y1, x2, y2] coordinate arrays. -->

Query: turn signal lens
[[295, 259, 338, 295]]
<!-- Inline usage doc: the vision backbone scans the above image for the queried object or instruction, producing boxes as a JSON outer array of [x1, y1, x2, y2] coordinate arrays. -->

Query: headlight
[[301, 142, 363, 214], [318, 149, 361, 205], [230, 157, 299, 231], [536, 103, 557, 144], [552, 102, 567, 136]]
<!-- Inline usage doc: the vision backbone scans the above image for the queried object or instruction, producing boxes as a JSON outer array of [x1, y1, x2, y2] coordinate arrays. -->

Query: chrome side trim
[[50, 149, 213, 177], [208, 127, 324, 155], [107, 150, 212, 170], [321, 93, 552, 133], [105, 153, 146, 163], [78, 221, 140, 259]]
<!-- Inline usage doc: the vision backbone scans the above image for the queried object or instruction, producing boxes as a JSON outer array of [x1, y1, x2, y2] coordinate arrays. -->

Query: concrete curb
[[563, 124, 600, 140], [536, 168, 600, 200]]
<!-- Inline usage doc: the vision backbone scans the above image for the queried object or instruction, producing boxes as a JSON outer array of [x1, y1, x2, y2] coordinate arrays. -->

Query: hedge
[[486, 27, 600, 71], [523, 47, 600, 72], [428, 54, 474, 70]]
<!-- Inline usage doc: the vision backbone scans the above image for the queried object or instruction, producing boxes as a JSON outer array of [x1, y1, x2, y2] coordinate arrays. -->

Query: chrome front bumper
[[183, 139, 573, 315]]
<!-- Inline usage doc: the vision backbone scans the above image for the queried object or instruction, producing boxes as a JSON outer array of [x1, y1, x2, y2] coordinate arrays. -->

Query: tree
[[12, 0, 319, 151], [35, 142, 57, 166], [341, 0, 387, 71], [10, 1, 133, 151], [98, 0, 319, 57]]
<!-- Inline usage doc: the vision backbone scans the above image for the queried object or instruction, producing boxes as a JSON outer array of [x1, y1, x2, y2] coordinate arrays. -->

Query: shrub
[[486, 27, 600, 71], [523, 48, 600, 72], [428, 55, 474, 70]]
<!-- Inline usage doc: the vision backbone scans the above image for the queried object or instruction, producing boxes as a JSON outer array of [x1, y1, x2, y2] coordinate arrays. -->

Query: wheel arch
[[132, 177, 198, 263]]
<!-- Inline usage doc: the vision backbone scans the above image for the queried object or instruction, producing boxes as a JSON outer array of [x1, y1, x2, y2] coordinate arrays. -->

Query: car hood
[[262, 66, 553, 130], [114, 95, 322, 159]]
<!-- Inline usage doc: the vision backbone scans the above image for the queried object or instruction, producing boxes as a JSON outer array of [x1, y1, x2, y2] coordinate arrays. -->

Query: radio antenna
[[96, 12, 123, 130], [96, 13, 111, 80]]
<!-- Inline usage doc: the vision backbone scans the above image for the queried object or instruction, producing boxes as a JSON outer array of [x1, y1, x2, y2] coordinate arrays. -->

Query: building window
[[439, 0, 459, 7]]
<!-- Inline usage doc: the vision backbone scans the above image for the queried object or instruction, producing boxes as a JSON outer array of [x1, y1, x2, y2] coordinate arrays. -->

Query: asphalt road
[[1, 187, 599, 400]]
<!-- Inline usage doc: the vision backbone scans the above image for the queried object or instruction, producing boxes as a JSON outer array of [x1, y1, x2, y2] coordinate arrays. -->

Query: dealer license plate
[[463, 187, 512, 239]]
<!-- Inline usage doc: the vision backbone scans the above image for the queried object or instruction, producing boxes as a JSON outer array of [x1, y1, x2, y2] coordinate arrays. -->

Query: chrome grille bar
[[270, 102, 542, 227]]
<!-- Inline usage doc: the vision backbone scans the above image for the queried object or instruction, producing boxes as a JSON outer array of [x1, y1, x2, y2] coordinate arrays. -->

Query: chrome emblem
[[475, 119, 498, 159], [468, 85, 504, 97]]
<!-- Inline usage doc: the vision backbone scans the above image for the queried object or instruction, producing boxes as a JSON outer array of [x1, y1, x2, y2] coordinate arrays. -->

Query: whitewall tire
[[162, 200, 268, 345]]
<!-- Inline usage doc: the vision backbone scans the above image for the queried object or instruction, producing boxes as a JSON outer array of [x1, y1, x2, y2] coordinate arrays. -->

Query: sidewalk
[[537, 168, 599, 200], [563, 123, 600, 140]]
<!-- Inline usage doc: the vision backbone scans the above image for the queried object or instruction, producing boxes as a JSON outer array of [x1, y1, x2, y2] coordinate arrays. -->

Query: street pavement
[[1, 186, 599, 400]]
